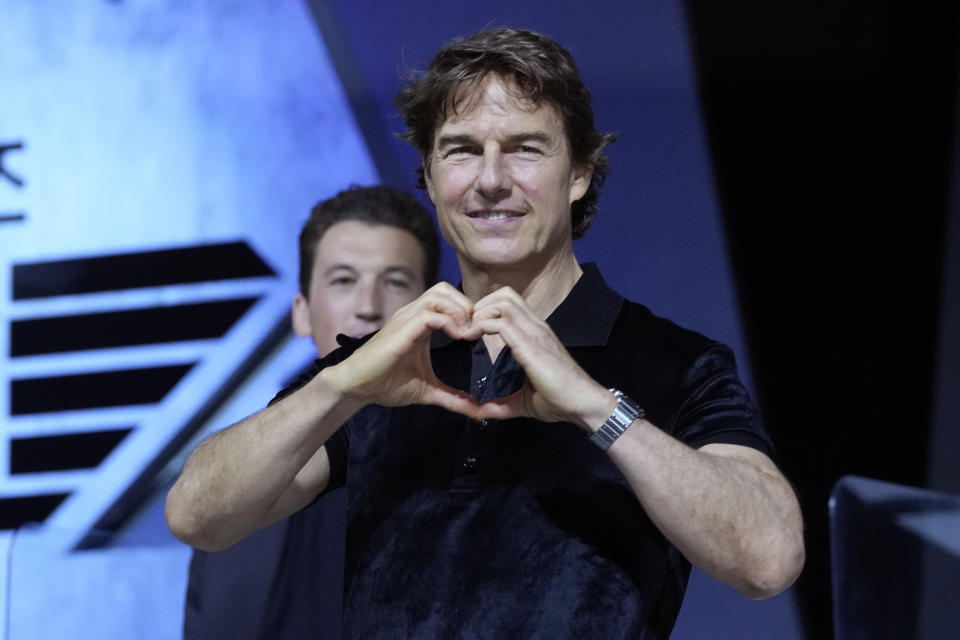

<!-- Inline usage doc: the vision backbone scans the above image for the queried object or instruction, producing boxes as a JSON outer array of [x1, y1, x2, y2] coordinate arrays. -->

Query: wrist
[[576, 384, 620, 433], [314, 364, 368, 415], [587, 388, 645, 450]]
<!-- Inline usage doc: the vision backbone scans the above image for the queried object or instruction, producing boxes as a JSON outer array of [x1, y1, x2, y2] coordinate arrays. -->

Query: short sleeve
[[672, 344, 774, 456], [266, 333, 371, 493]]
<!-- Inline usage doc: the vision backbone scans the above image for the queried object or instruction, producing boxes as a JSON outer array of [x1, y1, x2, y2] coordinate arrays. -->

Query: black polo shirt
[[285, 263, 771, 639]]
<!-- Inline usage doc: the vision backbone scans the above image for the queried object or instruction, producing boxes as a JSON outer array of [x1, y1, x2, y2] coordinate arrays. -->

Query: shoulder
[[611, 299, 725, 366], [608, 301, 769, 451], [598, 299, 744, 412]]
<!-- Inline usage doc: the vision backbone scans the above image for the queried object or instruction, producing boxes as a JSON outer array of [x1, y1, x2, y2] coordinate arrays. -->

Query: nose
[[475, 144, 511, 202], [355, 279, 384, 324]]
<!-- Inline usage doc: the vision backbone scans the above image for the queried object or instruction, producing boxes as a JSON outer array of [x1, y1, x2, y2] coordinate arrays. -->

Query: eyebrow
[[323, 262, 357, 273], [323, 265, 417, 277], [435, 132, 553, 148], [381, 266, 416, 278], [322, 264, 359, 278]]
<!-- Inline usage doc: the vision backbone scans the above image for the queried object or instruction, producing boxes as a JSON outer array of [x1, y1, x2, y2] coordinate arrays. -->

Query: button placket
[[459, 375, 489, 473]]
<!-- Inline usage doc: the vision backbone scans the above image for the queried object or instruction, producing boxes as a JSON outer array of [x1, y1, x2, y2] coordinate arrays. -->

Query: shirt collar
[[430, 262, 623, 349]]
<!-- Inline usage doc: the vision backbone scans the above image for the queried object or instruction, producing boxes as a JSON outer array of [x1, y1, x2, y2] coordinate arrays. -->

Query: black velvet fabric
[[183, 264, 770, 639], [305, 264, 772, 639]]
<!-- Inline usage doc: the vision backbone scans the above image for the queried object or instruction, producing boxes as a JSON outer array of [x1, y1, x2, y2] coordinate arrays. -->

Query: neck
[[460, 250, 583, 320]]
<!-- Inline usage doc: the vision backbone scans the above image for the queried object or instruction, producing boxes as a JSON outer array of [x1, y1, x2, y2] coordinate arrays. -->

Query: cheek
[[310, 291, 349, 327], [516, 165, 558, 200], [433, 208, 458, 247], [433, 166, 474, 202]]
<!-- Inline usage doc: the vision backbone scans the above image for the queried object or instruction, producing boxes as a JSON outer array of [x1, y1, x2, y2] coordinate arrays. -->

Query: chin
[[460, 243, 527, 265]]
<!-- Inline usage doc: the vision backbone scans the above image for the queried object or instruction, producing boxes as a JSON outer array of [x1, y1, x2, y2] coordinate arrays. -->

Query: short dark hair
[[298, 185, 440, 295], [395, 27, 616, 238]]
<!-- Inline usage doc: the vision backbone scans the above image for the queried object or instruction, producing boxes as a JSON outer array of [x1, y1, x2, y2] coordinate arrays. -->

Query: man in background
[[182, 185, 439, 639]]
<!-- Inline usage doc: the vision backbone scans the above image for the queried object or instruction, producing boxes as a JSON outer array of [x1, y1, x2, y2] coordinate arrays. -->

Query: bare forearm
[[166, 285, 483, 551], [165, 367, 362, 551], [607, 422, 804, 598]]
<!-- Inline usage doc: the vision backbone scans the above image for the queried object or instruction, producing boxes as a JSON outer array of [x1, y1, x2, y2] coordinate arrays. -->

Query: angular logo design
[[2, 242, 286, 545], [0, 1, 379, 550]]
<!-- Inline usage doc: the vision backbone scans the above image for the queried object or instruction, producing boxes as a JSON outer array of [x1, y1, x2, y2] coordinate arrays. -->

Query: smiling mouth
[[467, 210, 524, 220]]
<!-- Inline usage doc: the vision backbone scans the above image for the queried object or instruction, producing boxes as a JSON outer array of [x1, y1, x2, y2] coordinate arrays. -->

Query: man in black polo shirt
[[167, 28, 804, 639]]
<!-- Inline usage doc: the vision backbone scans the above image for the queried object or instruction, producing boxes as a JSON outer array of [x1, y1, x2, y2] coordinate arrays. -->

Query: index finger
[[393, 282, 474, 328], [421, 281, 474, 317]]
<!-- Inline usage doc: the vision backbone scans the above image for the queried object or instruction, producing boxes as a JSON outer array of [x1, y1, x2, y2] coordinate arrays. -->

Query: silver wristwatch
[[588, 388, 645, 450]]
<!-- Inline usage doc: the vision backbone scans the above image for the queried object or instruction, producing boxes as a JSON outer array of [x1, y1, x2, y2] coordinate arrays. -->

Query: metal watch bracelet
[[589, 388, 645, 450]]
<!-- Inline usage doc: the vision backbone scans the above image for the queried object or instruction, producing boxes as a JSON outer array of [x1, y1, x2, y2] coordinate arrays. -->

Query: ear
[[423, 155, 437, 204], [291, 292, 313, 337], [568, 163, 592, 205]]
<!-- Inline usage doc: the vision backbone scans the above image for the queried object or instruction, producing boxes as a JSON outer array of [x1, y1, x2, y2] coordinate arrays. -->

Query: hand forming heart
[[325, 282, 612, 430]]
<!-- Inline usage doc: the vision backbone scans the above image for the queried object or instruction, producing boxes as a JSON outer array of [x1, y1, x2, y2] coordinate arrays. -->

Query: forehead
[[436, 76, 565, 138], [313, 220, 425, 271]]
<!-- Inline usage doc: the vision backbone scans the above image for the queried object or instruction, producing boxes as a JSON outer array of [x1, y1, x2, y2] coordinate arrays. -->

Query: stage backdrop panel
[[0, 0, 376, 551]]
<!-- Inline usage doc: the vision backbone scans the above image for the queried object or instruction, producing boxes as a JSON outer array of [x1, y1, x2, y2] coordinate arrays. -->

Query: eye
[[329, 276, 355, 286], [444, 145, 479, 158], [517, 145, 541, 154], [385, 277, 411, 290]]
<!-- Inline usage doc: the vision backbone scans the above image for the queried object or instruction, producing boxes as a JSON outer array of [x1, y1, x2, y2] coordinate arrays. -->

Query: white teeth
[[474, 211, 517, 220]]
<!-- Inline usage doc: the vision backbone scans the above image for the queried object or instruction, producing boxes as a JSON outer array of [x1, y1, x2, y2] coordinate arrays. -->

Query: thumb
[[476, 390, 528, 421], [422, 383, 483, 418]]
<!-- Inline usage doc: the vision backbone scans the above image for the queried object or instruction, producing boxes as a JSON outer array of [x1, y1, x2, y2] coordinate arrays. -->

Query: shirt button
[[462, 456, 478, 470], [479, 419, 489, 430]]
